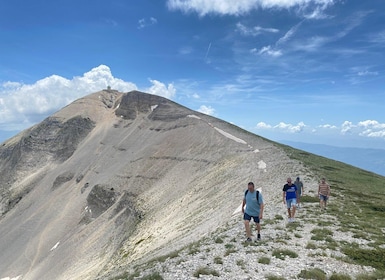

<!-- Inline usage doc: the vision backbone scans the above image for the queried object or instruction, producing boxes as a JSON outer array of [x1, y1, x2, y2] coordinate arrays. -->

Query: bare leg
[[244, 220, 251, 238], [292, 205, 296, 218], [256, 223, 261, 234]]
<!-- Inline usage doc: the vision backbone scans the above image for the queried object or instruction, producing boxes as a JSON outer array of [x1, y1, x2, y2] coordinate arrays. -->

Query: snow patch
[[258, 160, 266, 169], [50, 241, 60, 251], [0, 276, 22, 280], [151, 105, 158, 111], [214, 127, 247, 144], [187, 114, 201, 119]]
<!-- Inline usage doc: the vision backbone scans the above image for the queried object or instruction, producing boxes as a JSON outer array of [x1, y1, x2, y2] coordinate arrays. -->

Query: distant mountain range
[[280, 141, 385, 177]]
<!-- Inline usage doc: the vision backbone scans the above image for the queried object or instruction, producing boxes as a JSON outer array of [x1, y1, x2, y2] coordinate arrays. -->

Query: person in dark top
[[294, 177, 304, 208], [282, 177, 298, 222]]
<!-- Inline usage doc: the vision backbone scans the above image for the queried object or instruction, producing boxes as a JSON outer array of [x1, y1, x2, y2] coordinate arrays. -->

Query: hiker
[[318, 178, 331, 210], [242, 182, 264, 242], [282, 177, 298, 222], [294, 177, 304, 208]]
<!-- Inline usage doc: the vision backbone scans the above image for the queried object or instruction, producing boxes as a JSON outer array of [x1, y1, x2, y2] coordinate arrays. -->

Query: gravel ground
[[129, 201, 375, 280]]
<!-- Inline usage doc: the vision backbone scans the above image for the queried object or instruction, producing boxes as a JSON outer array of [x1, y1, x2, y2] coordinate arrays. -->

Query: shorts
[[319, 194, 328, 201], [286, 198, 297, 209], [244, 212, 260, 223]]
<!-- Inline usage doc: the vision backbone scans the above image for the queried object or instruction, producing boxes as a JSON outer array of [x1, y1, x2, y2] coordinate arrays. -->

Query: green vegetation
[[342, 247, 385, 270], [140, 272, 164, 280], [310, 228, 333, 241], [193, 267, 220, 277], [272, 249, 298, 260], [329, 273, 352, 280], [297, 268, 326, 280], [213, 256, 223, 264], [114, 143, 385, 279], [214, 237, 224, 243], [258, 256, 271, 264], [280, 144, 385, 272], [265, 275, 286, 280]]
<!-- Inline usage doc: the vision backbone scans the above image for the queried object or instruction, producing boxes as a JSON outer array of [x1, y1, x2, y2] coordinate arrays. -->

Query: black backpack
[[245, 189, 260, 203]]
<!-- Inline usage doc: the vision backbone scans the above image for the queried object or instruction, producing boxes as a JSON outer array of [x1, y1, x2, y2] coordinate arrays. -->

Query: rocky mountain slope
[[0, 90, 382, 280]]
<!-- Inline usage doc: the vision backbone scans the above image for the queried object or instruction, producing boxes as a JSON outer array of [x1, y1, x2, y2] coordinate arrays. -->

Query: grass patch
[[329, 273, 352, 280], [214, 237, 224, 243], [140, 272, 164, 280], [265, 275, 286, 280], [213, 256, 223, 264], [236, 259, 246, 269], [306, 242, 317, 249], [272, 249, 298, 260], [342, 247, 385, 270], [298, 268, 326, 280], [311, 228, 333, 241], [193, 267, 220, 277], [258, 256, 271, 264], [301, 195, 320, 203]]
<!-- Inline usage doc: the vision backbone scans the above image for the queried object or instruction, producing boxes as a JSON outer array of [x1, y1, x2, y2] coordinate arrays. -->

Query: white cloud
[[256, 121, 305, 133], [178, 46, 194, 55], [0, 65, 137, 131], [341, 121, 354, 134], [146, 79, 176, 99], [137, 17, 158, 29], [167, 0, 335, 16], [357, 120, 385, 138], [337, 120, 385, 139], [318, 124, 338, 129], [236, 23, 279, 37], [0, 65, 176, 134], [258, 45, 282, 57], [256, 122, 272, 129], [357, 70, 379, 76], [197, 105, 215, 115], [275, 121, 305, 133]]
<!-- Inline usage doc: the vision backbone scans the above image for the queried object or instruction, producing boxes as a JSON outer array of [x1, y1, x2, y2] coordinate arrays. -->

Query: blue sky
[[1, 0, 384, 149]]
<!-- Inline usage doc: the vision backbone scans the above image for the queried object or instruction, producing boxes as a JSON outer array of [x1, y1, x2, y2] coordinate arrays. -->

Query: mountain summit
[[1, 90, 383, 280]]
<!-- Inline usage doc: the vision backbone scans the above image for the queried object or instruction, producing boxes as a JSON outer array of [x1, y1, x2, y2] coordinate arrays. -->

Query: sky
[[1, 0, 384, 149]]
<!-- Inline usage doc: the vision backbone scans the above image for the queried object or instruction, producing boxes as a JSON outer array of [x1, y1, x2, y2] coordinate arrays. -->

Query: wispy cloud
[[255, 45, 282, 57], [236, 23, 279, 36], [276, 22, 302, 46], [368, 30, 385, 44], [250, 21, 301, 57], [167, 0, 336, 17], [137, 17, 158, 29]]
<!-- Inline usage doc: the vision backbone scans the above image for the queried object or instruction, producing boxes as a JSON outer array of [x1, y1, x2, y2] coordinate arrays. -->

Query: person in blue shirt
[[282, 177, 298, 222], [242, 182, 264, 242]]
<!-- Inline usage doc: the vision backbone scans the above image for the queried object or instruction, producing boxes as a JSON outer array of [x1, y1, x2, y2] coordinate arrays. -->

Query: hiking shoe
[[257, 234, 261, 240], [288, 218, 292, 223], [246, 237, 252, 242]]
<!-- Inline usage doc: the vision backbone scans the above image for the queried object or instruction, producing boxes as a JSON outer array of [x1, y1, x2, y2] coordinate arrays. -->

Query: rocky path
[[129, 201, 374, 280]]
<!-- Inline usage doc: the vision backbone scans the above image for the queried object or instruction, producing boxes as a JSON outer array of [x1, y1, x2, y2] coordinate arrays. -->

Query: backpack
[[245, 190, 260, 203]]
